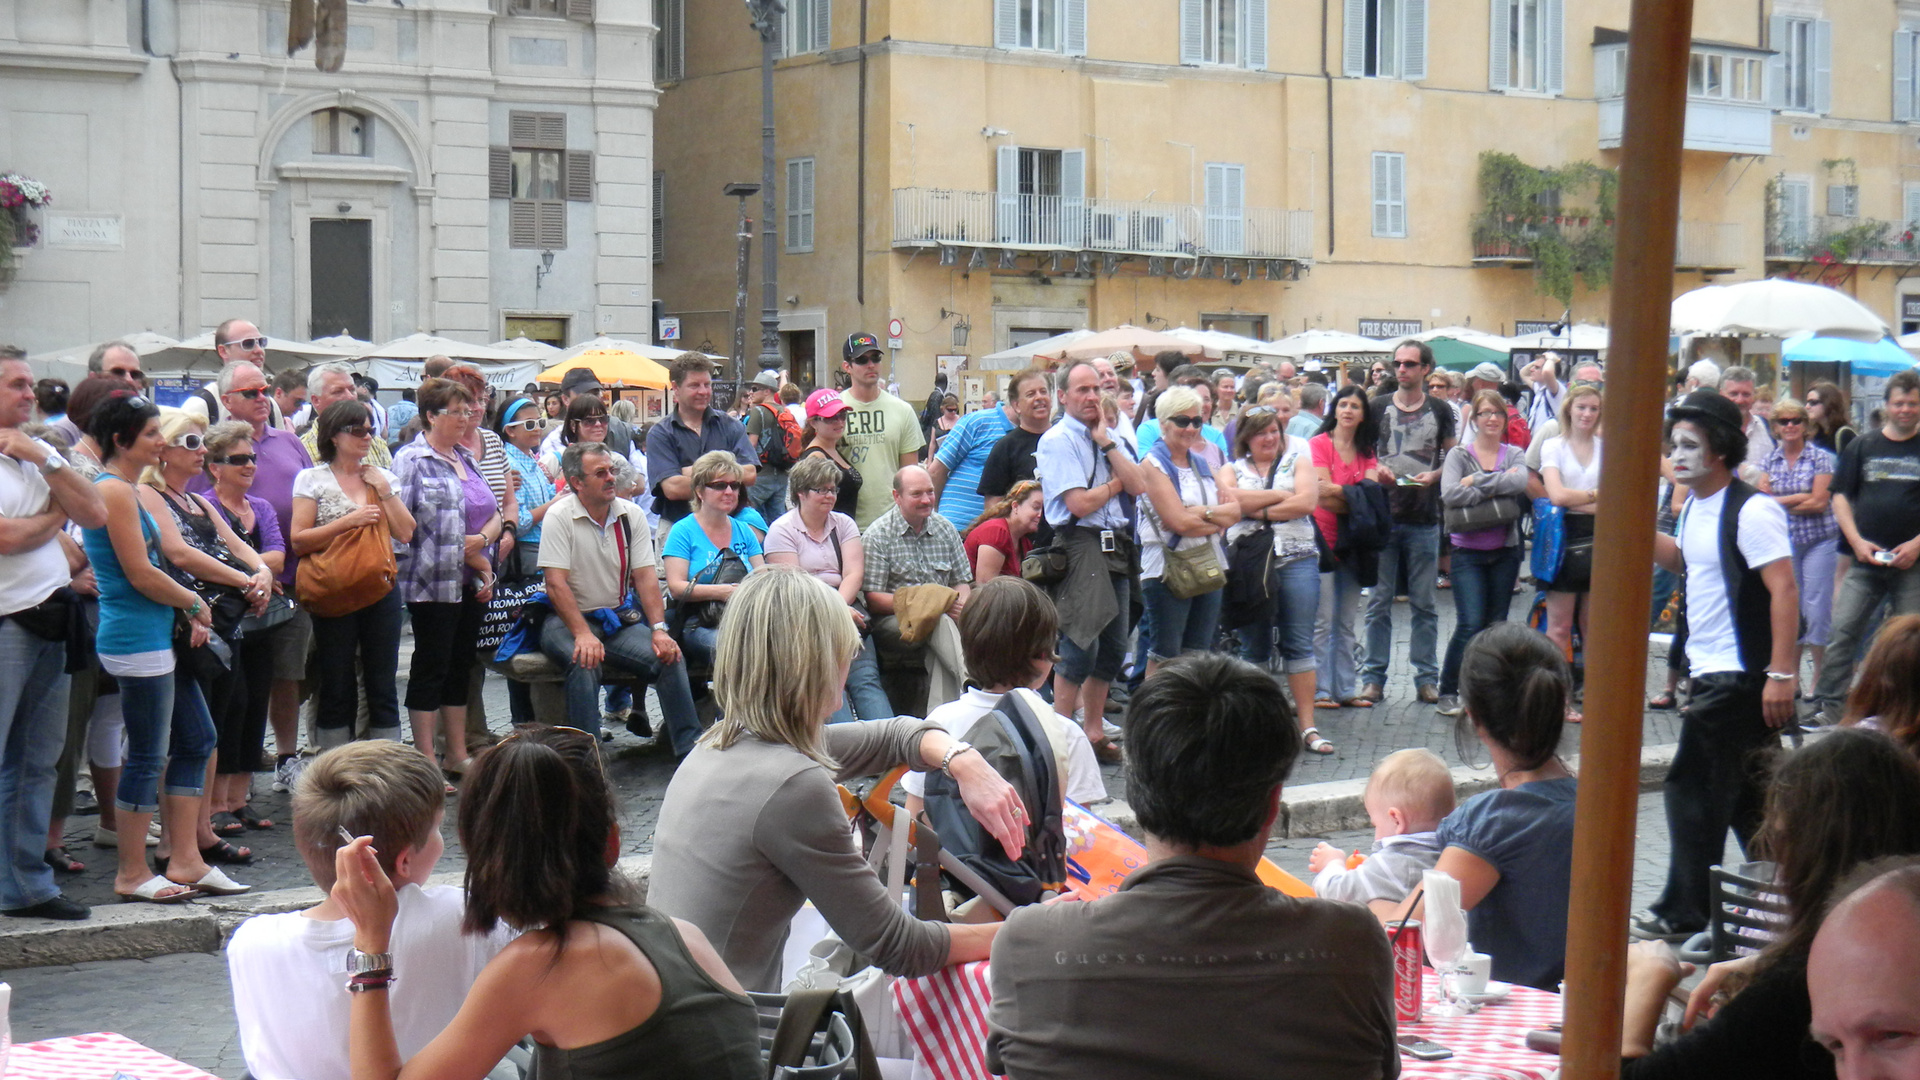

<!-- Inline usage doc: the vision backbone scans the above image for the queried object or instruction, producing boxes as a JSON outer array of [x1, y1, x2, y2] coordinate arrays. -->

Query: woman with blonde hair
[[649, 566, 1024, 991], [663, 451, 766, 675], [1538, 382, 1602, 719], [964, 479, 1044, 583]]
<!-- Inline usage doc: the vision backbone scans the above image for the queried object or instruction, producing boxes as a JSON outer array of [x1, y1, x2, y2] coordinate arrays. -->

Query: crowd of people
[[5, 322, 1920, 1080]]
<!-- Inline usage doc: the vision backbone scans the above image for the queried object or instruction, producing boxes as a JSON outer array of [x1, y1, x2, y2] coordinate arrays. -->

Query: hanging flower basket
[[0, 172, 52, 251]]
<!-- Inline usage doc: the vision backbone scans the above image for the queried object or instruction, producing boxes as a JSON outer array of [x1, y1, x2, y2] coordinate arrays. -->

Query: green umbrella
[[1427, 336, 1509, 372]]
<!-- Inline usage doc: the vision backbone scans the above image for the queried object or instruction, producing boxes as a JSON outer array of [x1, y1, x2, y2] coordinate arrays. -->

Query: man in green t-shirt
[[836, 331, 925, 529]]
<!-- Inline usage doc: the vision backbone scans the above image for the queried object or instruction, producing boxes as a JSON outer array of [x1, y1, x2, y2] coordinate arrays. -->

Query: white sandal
[[1302, 727, 1337, 755]]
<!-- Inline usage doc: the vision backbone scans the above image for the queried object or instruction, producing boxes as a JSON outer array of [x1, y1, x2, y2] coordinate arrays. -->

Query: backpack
[[756, 401, 804, 470], [921, 688, 1068, 908]]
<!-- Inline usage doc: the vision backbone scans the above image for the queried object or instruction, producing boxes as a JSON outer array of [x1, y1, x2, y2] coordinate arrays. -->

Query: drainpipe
[[856, 0, 869, 307], [1322, 0, 1335, 257]]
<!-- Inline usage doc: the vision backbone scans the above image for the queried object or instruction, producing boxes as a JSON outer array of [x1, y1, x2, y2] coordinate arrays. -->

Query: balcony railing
[[1674, 221, 1742, 271], [1766, 216, 1920, 265], [1597, 97, 1772, 156], [1472, 215, 1741, 272], [891, 187, 1313, 261]]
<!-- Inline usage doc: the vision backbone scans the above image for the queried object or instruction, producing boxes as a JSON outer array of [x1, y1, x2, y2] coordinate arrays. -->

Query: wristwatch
[[37, 451, 68, 476], [1095, 441, 1116, 455], [938, 740, 974, 773], [346, 949, 393, 975], [651, 621, 670, 633], [1765, 671, 1797, 682]]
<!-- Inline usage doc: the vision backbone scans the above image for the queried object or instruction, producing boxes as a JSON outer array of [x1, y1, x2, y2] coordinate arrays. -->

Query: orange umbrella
[[536, 348, 672, 389], [1036, 325, 1210, 364]]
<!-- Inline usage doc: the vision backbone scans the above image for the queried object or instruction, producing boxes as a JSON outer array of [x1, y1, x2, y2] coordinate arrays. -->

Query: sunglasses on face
[[847, 354, 884, 366], [227, 387, 266, 401], [211, 453, 258, 466], [704, 480, 744, 493], [222, 336, 269, 351], [1393, 360, 1422, 369], [577, 414, 609, 425], [108, 367, 146, 383], [506, 418, 543, 432], [169, 433, 205, 451], [339, 424, 372, 438], [1164, 414, 1204, 429], [1775, 417, 1805, 426]]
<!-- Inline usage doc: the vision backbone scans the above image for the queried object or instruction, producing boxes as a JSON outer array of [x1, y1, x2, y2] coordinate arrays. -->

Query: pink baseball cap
[[805, 388, 852, 419]]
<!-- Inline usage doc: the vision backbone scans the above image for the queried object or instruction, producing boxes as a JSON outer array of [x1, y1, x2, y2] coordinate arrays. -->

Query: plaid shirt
[[861, 506, 972, 595], [393, 440, 490, 603], [1762, 443, 1838, 548]]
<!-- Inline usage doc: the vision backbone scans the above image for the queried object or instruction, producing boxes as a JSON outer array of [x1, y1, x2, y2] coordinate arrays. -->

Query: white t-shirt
[[1540, 435, 1602, 506], [901, 686, 1108, 806], [0, 442, 67, 616], [228, 882, 514, 1080], [1679, 485, 1791, 678], [294, 465, 401, 527]]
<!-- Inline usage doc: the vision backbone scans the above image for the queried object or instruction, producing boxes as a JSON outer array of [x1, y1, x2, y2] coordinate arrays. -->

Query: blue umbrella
[[1780, 334, 1918, 376]]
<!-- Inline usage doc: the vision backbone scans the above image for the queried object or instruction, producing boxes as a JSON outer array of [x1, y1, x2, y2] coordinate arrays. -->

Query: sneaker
[[1416, 684, 1440, 705], [1629, 911, 1697, 942], [1101, 719, 1124, 741], [1435, 694, 1463, 717], [273, 754, 307, 795]]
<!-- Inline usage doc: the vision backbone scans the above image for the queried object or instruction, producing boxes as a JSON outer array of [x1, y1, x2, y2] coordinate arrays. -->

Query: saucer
[[1460, 980, 1512, 1004]]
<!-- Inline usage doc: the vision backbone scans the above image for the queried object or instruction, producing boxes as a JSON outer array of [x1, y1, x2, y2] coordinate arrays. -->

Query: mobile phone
[[1872, 549, 1897, 565], [1525, 1029, 1563, 1054], [1397, 1035, 1453, 1061]]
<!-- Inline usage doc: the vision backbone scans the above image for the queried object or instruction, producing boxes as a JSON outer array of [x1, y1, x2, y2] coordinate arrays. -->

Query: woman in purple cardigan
[[202, 421, 288, 833]]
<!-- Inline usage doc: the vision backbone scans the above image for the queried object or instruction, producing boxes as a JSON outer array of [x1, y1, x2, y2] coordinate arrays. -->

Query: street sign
[[888, 317, 905, 350], [659, 317, 681, 341]]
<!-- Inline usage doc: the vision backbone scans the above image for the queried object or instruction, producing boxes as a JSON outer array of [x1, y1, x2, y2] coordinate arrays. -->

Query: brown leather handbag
[[296, 522, 397, 617]]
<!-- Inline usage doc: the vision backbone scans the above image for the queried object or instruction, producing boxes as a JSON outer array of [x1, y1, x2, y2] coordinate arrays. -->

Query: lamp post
[[723, 182, 761, 387], [745, 0, 785, 375]]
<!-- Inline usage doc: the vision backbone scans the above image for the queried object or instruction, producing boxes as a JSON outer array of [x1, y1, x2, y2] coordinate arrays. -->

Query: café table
[[4, 1031, 222, 1080], [895, 961, 1566, 1080]]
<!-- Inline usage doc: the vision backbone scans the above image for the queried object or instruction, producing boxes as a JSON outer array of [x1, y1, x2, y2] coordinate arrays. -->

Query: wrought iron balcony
[[1766, 216, 1920, 266], [890, 187, 1314, 261]]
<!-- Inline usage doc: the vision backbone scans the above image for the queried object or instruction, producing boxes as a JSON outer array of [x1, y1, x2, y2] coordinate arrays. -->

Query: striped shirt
[[1762, 443, 1838, 548], [934, 405, 1015, 525]]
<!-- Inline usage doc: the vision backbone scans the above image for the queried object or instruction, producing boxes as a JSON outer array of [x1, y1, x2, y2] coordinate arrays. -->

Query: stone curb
[[0, 854, 655, 972], [1, 743, 1675, 970]]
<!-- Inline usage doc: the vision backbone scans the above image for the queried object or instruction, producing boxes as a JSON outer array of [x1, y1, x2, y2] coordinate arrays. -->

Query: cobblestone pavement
[[8, 791, 1743, 1080]]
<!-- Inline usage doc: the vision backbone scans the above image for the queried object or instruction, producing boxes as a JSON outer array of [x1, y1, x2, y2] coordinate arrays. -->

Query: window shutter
[[537, 201, 566, 248], [1342, 0, 1366, 75], [1766, 15, 1787, 108], [1812, 19, 1831, 114], [565, 0, 592, 21], [536, 113, 567, 149], [1897, 31, 1915, 122], [655, 0, 683, 82], [786, 158, 815, 251], [652, 171, 665, 263], [509, 111, 539, 147], [1060, 149, 1086, 248], [812, 0, 830, 52], [490, 147, 512, 198], [1372, 153, 1390, 235], [1243, 0, 1266, 69], [1905, 183, 1920, 227], [1388, 154, 1406, 235], [1544, 0, 1563, 94], [994, 0, 1019, 49], [800, 159, 814, 249], [565, 151, 593, 201], [1401, 0, 1427, 80], [995, 145, 1020, 242], [1488, 0, 1510, 89], [510, 200, 538, 248], [1179, 0, 1204, 64], [1064, 0, 1087, 56]]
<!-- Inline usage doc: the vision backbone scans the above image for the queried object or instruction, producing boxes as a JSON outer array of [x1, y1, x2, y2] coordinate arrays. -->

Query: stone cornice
[[276, 161, 415, 184], [822, 38, 1287, 84], [0, 44, 149, 79]]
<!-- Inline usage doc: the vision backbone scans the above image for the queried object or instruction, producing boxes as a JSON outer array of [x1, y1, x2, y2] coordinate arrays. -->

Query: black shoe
[[5, 895, 91, 920], [1629, 911, 1696, 942]]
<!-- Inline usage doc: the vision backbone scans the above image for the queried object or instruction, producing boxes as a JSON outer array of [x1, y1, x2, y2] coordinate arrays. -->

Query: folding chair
[[1677, 860, 1788, 966], [750, 990, 865, 1079]]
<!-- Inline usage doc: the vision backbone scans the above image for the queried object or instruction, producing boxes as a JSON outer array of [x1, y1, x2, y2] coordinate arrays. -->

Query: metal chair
[[748, 991, 858, 1080], [1702, 860, 1788, 965]]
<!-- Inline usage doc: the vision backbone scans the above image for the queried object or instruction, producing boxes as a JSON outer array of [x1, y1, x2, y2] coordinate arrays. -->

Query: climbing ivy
[[1475, 152, 1619, 306]]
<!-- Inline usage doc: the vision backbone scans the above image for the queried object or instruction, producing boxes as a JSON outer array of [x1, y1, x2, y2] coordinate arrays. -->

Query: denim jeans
[[1141, 578, 1223, 663], [1440, 544, 1523, 696], [1792, 538, 1837, 647], [1314, 564, 1364, 702], [1650, 671, 1777, 930], [310, 588, 403, 744], [1238, 556, 1321, 674], [116, 669, 217, 813], [1359, 521, 1442, 688], [1057, 572, 1132, 685], [829, 634, 896, 723], [540, 615, 702, 752], [749, 467, 787, 522], [0, 624, 70, 910], [1812, 560, 1920, 713]]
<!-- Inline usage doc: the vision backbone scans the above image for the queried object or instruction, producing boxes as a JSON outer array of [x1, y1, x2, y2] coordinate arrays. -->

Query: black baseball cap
[[559, 367, 603, 393], [843, 332, 882, 361]]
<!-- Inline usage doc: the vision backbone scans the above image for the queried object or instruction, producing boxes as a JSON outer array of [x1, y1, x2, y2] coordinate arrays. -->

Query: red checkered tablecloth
[[895, 961, 1564, 1080], [4, 1032, 221, 1080]]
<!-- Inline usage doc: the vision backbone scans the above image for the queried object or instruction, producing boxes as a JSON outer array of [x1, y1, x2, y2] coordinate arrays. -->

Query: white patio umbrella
[[146, 332, 362, 374], [489, 335, 562, 359], [977, 328, 1095, 367], [28, 331, 181, 380], [357, 333, 532, 363], [1266, 329, 1396, 359], [1671, 279, 1889, 342], [1166, 327, 1291, 360]]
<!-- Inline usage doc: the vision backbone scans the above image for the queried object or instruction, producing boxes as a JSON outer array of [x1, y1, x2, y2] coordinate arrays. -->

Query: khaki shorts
[[268, 605, 314, 682]]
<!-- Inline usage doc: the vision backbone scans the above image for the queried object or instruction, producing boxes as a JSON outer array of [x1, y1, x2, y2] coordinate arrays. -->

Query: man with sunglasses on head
[[0, 349, 106, 920], [837, 332, 925, 530], [183, 320, 288, 429], [1352, 340, 1456, 706], [644, 353, 758, 547], [189, 360, 315, 788], [302, 362, 392, 467]]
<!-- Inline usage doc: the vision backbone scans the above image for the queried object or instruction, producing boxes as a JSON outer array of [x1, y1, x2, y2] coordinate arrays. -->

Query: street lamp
[[744, 0, 785, 375], [534, 248, 555, 296], [723, 182, 761, 387]]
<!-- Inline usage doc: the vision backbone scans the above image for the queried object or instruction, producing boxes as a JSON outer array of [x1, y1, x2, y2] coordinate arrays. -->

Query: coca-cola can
[[1388, 919, 1423, 1024]]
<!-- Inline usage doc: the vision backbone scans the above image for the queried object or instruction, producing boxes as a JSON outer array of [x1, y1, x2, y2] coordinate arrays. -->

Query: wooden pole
[[1560, 0, 1693, 1076]]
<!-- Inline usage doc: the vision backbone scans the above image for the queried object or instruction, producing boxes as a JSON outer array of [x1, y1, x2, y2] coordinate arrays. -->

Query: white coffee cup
[[1457, 952, 1493, 997]]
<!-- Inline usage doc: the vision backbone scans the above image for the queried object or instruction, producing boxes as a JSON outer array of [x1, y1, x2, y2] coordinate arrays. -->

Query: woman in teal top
[[663, 452, 767, 673], [83, 390, 248, 903], [331, 724, 764, 1080]]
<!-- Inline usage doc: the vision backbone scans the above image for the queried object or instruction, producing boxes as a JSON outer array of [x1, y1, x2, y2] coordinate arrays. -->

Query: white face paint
[[1670, 423, 1710, 481]]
